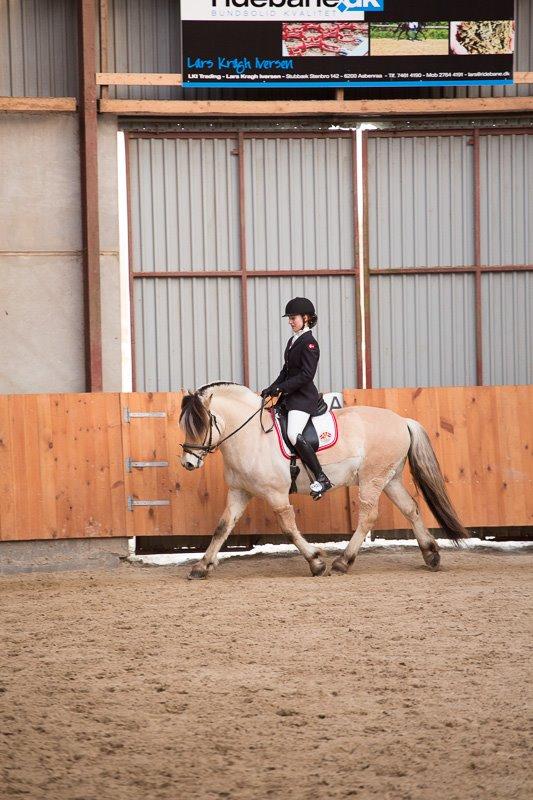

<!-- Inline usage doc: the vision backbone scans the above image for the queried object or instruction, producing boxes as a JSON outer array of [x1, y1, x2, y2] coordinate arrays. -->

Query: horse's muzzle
[[181, 453, 204, 470]]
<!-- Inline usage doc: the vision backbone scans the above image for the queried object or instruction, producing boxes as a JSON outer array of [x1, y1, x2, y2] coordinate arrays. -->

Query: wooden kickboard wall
[[0, 386, 531, 541]]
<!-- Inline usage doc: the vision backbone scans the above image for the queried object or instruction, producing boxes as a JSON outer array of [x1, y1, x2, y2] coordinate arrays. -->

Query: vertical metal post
[[238, 132, 250, 387], [78, 0, 103, 391], [473, 129, 483, 386], [351, 131, 363, 388], [362, 131, 372, 388], [124, 133, 138, 391]]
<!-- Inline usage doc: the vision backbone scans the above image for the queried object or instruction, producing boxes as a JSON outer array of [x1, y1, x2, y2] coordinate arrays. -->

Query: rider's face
[[288, 314, 305, 332]]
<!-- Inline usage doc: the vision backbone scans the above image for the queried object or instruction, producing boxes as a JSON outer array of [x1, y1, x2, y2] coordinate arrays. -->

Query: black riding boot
[[294, 434, 333, 500]]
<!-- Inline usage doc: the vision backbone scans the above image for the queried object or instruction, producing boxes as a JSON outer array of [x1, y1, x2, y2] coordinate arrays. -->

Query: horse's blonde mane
[[180, 382, 259, 442], [197, 381, 258, 403]]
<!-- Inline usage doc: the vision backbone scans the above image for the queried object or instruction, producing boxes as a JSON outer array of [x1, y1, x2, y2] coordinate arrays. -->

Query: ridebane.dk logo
[[337, 0, 384, 10], [210, 1, 385, 9]]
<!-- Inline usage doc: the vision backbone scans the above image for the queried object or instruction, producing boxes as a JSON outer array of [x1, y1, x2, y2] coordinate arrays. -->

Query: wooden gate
[[0, 393, 125, 541]]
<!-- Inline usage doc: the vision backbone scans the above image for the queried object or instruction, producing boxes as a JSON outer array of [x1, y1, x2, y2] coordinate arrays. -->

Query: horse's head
[[179, 390, 223, 470]]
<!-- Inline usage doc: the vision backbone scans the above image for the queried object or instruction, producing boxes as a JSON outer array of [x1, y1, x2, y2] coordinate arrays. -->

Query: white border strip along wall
[[117, 131, 133, 393], [356, 123, 378, 389]]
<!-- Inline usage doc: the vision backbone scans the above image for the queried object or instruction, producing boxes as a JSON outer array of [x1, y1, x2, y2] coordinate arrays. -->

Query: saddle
[[271, 394, 339, 494]]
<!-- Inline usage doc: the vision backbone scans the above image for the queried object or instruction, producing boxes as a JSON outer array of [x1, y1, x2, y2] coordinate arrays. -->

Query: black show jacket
[[270, 330, 321, 414]]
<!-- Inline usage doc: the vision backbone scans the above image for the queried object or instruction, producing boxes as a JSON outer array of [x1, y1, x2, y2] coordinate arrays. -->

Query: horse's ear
[[202, 392, 213, 408], [179, 391, 194, 418]]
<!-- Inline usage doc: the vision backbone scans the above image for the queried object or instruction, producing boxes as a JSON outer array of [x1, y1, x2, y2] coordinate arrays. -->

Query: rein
[[181, 396, 275, 458]]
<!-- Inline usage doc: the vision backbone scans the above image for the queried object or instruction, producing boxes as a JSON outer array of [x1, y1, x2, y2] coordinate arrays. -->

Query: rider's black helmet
[[283, 297, 316, 317]]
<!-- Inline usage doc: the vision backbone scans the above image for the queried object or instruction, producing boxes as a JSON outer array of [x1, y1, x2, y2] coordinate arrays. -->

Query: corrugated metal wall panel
[[369, 130, 531, 388], [134, 276, 243, 391], [130, 133, 359, 392], [0, 0, 78, 97], [515, 0, 533, 73], [107, 0, 182, 99], [248, 276, 357, 393], [128, 137, 240, 272], [368, 135, 475, 269], [482, 272, 533, 385], [370, 274, 477, 388], [244, 137, 355, 270], [480, 133, 533, 266]]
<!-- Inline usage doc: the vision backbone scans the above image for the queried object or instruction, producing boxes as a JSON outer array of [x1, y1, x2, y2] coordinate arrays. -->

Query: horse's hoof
[[188, 566, 208, 581], [331, 556, 349, 575], [423, 549, 441, 571], [310, 558, 328, 577]]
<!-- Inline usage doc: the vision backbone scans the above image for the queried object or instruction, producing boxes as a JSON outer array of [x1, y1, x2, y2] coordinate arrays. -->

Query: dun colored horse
[[179, 382, 468, 579]]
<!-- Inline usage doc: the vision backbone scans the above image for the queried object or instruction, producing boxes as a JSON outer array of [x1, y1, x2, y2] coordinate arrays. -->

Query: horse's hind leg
[[331, 480, 382, 574], [271, 498, 327, 577], [383, 476, 440, 570], [188, 487, 251, 580]]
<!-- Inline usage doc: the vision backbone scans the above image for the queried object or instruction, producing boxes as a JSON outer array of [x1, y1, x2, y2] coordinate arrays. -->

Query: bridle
[[181, 396, 275, 464]]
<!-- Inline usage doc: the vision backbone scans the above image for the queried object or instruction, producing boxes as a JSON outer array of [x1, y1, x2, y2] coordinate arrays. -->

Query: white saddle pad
[[272, 408, 339, 461]]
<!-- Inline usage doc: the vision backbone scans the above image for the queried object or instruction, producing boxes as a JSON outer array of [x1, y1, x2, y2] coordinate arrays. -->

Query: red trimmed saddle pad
[[271, 408, 339, 461]]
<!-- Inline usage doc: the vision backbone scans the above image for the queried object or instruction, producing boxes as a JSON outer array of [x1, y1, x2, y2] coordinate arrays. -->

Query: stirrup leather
[[289, 456, 300, 495]]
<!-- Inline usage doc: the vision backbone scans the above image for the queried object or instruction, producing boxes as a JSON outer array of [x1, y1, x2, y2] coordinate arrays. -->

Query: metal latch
[[127, 497, 170, 512], [126, 458, 169, 473], [123, 408, 167, 423]]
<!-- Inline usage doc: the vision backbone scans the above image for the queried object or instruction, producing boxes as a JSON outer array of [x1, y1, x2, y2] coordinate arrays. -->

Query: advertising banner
[[181, 0, 514, 88]]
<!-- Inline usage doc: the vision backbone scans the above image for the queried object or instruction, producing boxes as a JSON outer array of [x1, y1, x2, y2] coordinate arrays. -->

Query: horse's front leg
[[188, 488, 251, 580], [272, 500, 327, 577]]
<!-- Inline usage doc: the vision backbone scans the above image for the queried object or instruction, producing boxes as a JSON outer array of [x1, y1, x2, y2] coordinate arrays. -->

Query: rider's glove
[[261, 385, 280, 399]]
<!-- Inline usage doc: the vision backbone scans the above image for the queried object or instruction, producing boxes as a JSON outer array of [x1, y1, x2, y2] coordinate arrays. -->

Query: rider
[[261, 297, 333, 500]]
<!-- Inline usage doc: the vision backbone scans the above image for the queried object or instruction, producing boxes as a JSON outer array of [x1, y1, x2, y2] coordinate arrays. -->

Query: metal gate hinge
[[123, 407, 167, 423], [128, 497, 170, 512], [126, 458, 169, 473]]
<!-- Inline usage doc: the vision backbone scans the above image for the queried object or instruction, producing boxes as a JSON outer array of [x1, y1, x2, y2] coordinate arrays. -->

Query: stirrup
[[309, 477, 333, 501]]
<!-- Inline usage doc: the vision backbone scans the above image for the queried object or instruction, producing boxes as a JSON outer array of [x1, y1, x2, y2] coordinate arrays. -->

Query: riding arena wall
[[0, 386, 531, 543], [0, 1, 532, 566]]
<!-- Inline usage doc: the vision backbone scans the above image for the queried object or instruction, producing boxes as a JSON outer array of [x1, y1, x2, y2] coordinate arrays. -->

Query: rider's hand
[[261, 386, 280, 399]]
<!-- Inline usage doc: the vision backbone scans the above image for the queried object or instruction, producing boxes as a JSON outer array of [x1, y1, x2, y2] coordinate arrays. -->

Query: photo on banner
[[369, 22, 449, 57]]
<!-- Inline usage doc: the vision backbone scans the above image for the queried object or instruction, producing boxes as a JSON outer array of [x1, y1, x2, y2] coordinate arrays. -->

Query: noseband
[[181, 397, 274, 460]]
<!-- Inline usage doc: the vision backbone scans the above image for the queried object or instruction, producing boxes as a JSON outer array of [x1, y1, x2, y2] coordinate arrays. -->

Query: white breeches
[[287, 409, 311, 446]]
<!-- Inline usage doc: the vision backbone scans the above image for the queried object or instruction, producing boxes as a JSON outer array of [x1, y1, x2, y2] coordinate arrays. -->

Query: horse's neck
[[212, 393, 261, 458]]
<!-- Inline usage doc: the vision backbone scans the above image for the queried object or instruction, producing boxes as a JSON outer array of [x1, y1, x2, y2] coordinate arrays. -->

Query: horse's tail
[[406, 419, 469, 545]]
